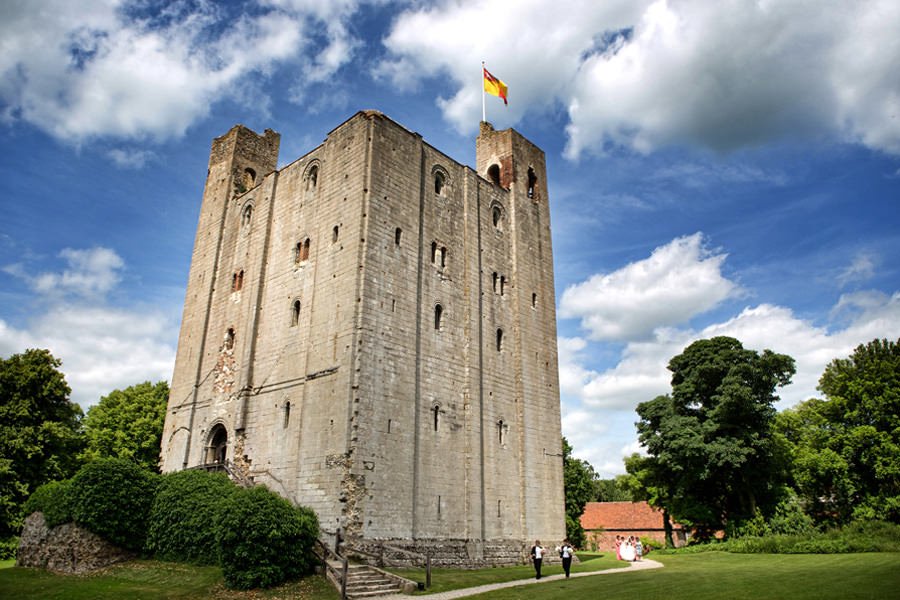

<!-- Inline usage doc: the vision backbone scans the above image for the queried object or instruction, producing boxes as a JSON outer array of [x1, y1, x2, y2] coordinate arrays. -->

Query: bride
[[620, 536, 636, 561]]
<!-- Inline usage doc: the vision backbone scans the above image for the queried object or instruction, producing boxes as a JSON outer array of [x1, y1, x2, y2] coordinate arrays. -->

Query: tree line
[[563, 336, 900, 547], [0, 348, 168, 557]]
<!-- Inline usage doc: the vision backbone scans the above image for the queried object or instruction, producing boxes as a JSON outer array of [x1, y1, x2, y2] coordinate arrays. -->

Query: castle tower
[[161, 112, 564, 565]]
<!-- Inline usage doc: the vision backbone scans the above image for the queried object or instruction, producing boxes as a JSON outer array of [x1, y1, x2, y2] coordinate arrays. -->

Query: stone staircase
[[326, 560, 408, 599]]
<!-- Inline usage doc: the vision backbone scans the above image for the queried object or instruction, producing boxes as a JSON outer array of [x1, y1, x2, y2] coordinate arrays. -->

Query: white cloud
[[559, 233, 740, 340], [558, 236, 900, 477], [0, 247, 177, 408], [381, 0, 900, 157], [0, 0, 366, 142], [7, 247, 125, 300]]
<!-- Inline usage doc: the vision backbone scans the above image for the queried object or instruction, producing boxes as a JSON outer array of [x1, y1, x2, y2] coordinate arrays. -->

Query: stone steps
[[327, 561, 405, 599]]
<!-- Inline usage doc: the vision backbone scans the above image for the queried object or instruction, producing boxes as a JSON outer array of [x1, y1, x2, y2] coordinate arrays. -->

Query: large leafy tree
[[562, 437, 597, 547], [630, 337, 795, 538], [80, 381, 170, 472], [0, 349, 83, 539], [777, 338, 900, 524]]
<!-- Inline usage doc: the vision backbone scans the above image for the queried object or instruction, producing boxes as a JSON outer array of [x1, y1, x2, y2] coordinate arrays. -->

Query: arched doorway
[[207, 424, 228, 465]]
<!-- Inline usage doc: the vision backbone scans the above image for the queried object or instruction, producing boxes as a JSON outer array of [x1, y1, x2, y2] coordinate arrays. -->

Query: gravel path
[[365, 558, 663, 600]]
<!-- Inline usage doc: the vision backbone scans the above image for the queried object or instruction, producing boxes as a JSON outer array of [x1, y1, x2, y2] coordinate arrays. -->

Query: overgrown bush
[[146, 469, 237, 564], [658, 520, 900, 555], [68, 458, 159, 552], [216, 485, 319, 590], [23, 480, 72, 528]]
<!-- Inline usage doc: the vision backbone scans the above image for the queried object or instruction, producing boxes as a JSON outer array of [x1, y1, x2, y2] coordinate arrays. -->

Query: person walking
[[530, 540, 545, 579], [560, 539, 574, 578]]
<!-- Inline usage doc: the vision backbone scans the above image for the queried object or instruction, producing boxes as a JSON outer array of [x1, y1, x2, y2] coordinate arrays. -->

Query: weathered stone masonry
[[160, 111, 565, 565]]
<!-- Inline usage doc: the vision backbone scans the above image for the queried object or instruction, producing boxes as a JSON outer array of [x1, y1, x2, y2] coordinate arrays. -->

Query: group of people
[[529, 539, 574, 580], [614, 535, 643, 562]]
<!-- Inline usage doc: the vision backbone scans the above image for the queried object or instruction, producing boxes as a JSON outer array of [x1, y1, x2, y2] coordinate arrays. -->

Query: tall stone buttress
[[161, 111, 565, 565]]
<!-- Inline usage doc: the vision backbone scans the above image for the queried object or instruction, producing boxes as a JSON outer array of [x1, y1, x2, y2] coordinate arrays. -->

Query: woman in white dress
[[620, 536, 636, 561]]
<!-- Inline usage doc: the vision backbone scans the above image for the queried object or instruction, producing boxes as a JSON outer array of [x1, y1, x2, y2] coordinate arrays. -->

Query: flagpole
[[481, 61, 486, 123]]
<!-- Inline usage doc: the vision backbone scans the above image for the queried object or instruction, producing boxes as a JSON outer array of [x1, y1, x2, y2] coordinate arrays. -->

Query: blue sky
[[1, 0, 899, 477]]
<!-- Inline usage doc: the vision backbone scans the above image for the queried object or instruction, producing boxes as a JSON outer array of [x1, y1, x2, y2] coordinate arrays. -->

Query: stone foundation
[[350, 538, 564, 568], [16, 512, 134, 574]]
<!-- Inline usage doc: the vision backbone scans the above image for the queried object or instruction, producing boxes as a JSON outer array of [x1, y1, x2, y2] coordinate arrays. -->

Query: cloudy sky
[[2, 0, 899, 477]]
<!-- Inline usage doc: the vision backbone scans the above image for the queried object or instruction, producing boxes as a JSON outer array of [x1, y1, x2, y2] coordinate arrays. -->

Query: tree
[[0, 349, 83, 542], [562, 437, 597, 548], [777, 338, 900, 524], [631, 337, 795, 538], [80, 381, 169, 472], [593, 477, 632, 502]]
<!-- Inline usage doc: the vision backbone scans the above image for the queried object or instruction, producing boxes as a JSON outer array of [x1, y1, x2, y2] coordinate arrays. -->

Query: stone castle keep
[[160, 110, 564, 565]]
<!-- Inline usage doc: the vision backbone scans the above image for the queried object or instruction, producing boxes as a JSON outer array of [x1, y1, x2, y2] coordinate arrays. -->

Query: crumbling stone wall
[[16, 512, 134, 574]]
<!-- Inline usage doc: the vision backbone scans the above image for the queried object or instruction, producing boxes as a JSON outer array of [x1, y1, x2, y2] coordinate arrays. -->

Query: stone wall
[[16, 512, 134, 574]]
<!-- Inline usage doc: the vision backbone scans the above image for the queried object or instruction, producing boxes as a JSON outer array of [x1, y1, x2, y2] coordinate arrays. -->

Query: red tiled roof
[[580, 501, 677, 531]]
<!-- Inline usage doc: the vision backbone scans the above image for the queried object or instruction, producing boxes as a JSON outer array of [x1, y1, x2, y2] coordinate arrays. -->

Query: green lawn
[[3, 552, 899, 599], [0, 560, 339, 600], [461, 552, 900, 600], [388, 552, 618, 593]]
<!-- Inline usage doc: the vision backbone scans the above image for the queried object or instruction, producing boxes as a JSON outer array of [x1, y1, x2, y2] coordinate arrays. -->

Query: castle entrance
[[206, 424, 228, 465]]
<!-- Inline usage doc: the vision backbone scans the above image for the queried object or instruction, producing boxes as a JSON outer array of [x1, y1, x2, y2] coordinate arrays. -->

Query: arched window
[[243, 168, 256, 190], [224, 328, 235, 351], [434, 304, 443, 330], [488, 164, 501, 186], [431, 241, 438, 264], [291, 300, 301, 326], [496, 328, 503, 352], [492, 272, 498, 292], [433, 405, 440, 431], [434, 171, 445, 195], [332, 225, 339, 243], [242, 204, 253, 228], [492, 205, 502, 229], [440, 247, 447, 268], [527, 167, 537, 199], [306, 165, 318, 192], [295, 238, 310, 263]]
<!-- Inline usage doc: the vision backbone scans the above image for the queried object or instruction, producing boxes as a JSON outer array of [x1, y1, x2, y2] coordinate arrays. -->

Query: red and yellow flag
[[483, 67, 508, 105]]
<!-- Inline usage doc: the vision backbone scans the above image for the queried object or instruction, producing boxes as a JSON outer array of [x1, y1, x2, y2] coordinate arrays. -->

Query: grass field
[[2, 552, 898, 599]]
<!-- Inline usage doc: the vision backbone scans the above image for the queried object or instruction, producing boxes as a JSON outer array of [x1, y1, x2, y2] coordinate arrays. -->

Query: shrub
[[0, 537, 17, 560], [146, 469, 237, 564], [216, 485, 319, 590], [68, 458, 159, 551], [23, 480, 72, 528]]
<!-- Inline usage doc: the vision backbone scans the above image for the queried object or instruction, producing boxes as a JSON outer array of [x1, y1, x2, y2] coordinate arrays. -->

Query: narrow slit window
[[434, 304, 443, 330], [224, 328, 235, 350], [291, 300, 301, 326], [283, 402, 291, 428], [492, 206, 502, 229], [532, 292, 537, 308], [496, 328, 503, 352], [500, 276, 506, 296], [242, 204, 253, 227], [433, 405, 440, 431], [332, 225, 339, 243], [492, 272, 498, 292], [395, 227, 402, 246], [440, 247, 447, 268], [431, 241, 437, 264], [527, 167, 537, 199]]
